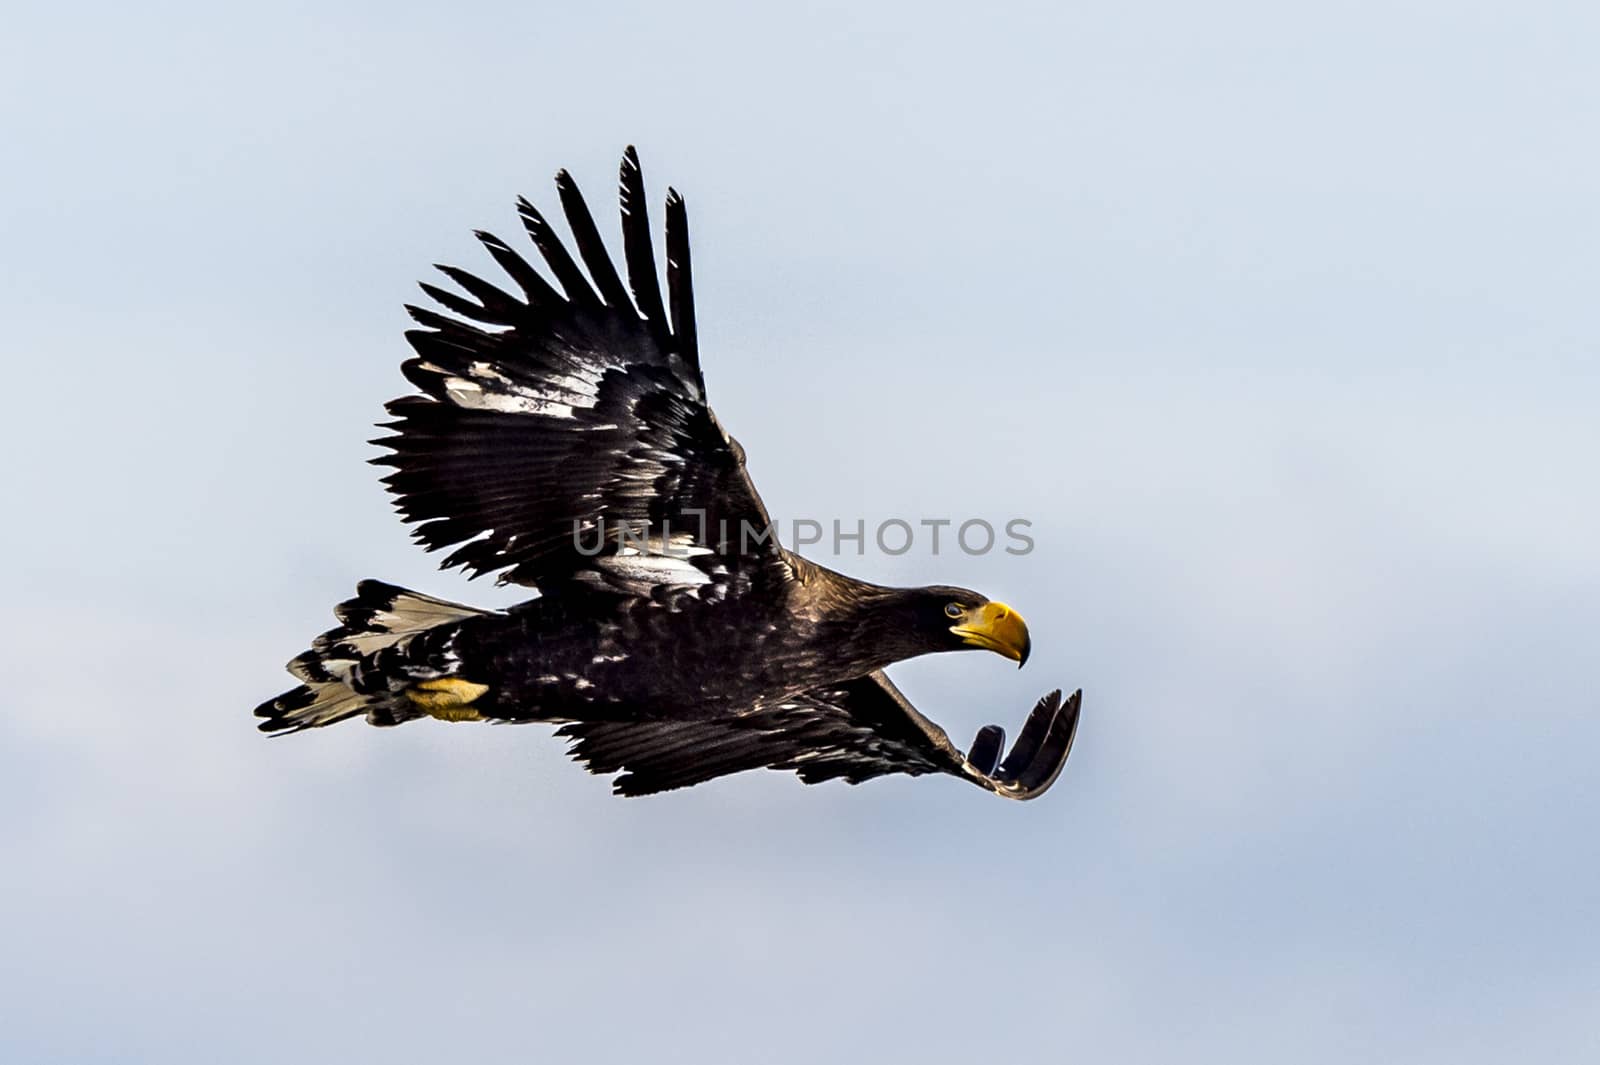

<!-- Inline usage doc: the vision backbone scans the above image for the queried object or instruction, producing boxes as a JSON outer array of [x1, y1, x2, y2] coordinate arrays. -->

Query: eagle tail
[[253, 580, 490, 734]]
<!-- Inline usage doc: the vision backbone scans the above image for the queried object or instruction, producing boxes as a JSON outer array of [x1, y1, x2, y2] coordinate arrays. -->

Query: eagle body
[[449, 582, 814, 723], [256, 149, 1081, 799]]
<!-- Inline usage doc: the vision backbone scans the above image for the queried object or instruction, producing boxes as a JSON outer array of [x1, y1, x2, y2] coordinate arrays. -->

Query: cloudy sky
[[3, 1, 1596, 1061]]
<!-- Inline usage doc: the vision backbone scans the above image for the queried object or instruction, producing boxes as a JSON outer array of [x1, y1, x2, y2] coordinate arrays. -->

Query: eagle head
[[907, 586, 1032, 668]]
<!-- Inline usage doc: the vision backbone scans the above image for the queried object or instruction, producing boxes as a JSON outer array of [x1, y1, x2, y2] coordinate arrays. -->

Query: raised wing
[[373, 147, 779, 594], [559, 673, 1082, 799]]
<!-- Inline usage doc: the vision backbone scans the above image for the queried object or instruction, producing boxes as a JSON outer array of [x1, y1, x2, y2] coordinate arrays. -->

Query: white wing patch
[[596, 534, 713, 591], [594, 552, 711, 590], [570, 532, 720, 598], [423, 358, 611, 420]]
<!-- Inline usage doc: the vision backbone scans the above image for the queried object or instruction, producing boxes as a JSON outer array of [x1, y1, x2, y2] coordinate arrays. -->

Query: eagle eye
[[944, 602, 964, 619]]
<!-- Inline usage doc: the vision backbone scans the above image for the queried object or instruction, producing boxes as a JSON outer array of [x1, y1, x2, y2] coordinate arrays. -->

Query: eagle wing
[[373, 147, 781, 597], [559, 673, 1082, 799]]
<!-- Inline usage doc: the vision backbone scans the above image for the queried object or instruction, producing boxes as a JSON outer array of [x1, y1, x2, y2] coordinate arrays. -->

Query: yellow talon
[[407, 677, 489, 721]]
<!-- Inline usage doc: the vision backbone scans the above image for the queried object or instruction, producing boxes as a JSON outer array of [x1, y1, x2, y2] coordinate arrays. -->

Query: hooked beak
[[951, 601, 1031, 667]]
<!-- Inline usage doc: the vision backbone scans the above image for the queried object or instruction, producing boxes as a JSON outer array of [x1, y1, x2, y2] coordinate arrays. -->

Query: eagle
[[255, 148, 1081, 799]]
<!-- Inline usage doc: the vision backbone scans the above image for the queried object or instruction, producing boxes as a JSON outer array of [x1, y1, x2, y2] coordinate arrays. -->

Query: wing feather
[[517, 197, 601, 309], [555, 168, 632, 310], [619, 146, 671, 350], [664, 188, 699, 381], [429, 263, 526, 323], [560, 674, 1083, 800], [373, 149, 779, 594], [473, 229, 562, 308]]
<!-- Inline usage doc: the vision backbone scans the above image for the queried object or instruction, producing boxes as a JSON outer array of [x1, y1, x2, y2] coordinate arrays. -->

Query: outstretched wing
[[373, 147, 780, 595], [559, 673, 1082, 800]]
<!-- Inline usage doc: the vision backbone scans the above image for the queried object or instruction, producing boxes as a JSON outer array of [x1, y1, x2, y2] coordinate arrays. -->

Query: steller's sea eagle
[[254, 148, 1081, 799]]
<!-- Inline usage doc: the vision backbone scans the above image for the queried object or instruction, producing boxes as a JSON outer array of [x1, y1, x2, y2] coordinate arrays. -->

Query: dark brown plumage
[[254, 148, 1081, 799]]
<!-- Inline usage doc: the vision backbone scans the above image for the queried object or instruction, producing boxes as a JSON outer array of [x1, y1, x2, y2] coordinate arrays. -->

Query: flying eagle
[[255, 148, 1081, 799]]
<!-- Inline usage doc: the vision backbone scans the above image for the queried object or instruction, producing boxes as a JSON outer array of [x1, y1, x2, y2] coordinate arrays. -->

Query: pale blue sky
[[2, 2, 1596, 1062]]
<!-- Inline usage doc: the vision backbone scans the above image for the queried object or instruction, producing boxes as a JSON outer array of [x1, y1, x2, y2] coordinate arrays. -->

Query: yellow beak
[[951, 601, 1031, 667]]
